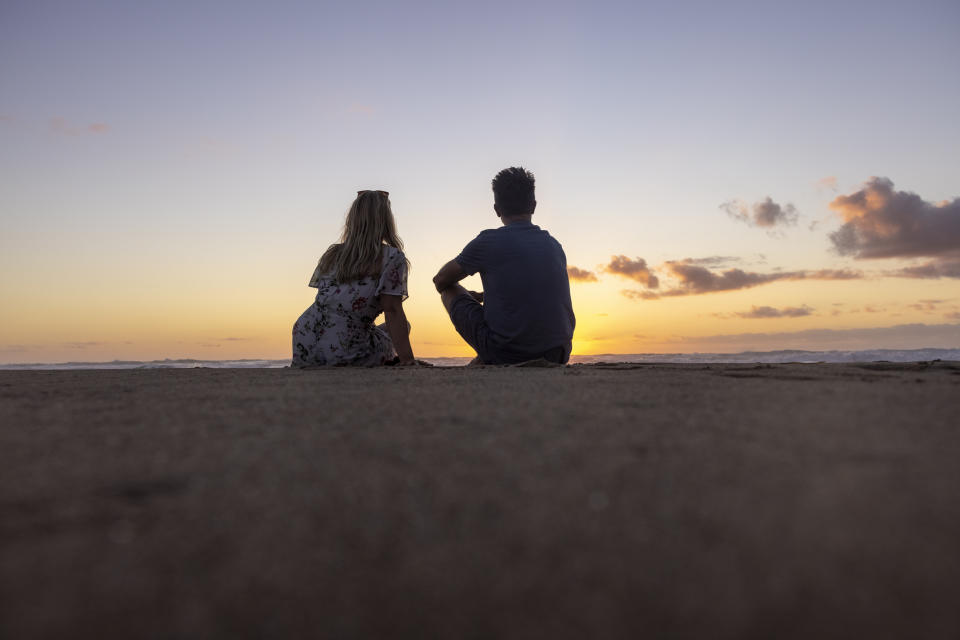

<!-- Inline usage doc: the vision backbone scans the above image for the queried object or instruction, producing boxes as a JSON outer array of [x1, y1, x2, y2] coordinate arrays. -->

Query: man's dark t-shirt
[[455, 221, 575, 361]]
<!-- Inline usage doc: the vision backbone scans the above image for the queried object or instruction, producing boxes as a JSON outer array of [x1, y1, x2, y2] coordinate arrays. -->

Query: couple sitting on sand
[[292, 167, 576, 367]]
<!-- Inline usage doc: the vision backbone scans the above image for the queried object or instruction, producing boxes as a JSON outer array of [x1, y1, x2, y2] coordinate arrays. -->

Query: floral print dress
[[292, 246, 408, 367]]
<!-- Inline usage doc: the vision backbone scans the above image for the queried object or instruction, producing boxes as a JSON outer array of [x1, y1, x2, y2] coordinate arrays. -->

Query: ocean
[[2, 348, 958, 370]]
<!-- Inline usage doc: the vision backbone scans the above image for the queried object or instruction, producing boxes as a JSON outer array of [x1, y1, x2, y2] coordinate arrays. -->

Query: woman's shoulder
[[382, 245, 406, 261]]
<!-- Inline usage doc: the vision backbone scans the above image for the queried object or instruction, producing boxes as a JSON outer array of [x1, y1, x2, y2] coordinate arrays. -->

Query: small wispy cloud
[[721, 197, 799, 230], [0, 344, 32, 353], [681, 256, 742, 268], [734, 305, 814, 319], [63, 341, 104, 349], [49, 117, 110, 136], [348, 104, 376, 115], [888, 259, 960, 279], [816, 176, 839, 192], [804, 268, 864, 280], [908, 299, 946, 312], [621, 289, 662, 301]]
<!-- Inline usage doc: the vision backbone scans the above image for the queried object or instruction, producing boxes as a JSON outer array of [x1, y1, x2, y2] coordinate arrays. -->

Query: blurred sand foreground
[[2, 363, 959, 639]]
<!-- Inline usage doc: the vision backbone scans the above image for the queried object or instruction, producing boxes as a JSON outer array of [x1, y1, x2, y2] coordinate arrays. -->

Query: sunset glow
[[2, 0, 958, 363]]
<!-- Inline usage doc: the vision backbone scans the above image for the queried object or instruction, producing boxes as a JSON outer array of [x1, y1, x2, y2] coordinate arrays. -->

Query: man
[[433, 167, 576, 364]]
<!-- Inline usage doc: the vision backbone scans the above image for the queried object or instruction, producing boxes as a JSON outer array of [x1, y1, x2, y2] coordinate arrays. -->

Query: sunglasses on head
[[357, 190, 389, 197]]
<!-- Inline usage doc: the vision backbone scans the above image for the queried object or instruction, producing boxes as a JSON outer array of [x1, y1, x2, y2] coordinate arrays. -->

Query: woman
[[292, 190, 417, 366]]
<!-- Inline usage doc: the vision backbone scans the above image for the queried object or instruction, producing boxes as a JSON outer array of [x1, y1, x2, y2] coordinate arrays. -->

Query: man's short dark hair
[[492, 167, 536, 216]]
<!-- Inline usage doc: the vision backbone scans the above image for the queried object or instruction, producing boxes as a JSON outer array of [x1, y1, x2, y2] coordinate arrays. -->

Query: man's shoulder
[[475, 227, 502, 238], [465, 227, 502, 246]]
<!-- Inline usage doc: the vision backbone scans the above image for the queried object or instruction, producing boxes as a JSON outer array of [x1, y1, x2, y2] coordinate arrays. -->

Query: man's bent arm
[[433, 260, 468, 293]]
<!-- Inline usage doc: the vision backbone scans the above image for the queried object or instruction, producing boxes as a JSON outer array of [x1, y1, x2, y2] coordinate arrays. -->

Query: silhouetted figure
[[433, 167, 575, 364], [293, 190, 416, 366]]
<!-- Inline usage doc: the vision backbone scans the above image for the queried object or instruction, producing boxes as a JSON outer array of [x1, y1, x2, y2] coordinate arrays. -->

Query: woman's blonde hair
[[313, 190, 407, 284]]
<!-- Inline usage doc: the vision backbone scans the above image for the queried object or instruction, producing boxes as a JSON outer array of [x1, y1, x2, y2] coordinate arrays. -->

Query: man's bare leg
[[439, 283, 471, 315], [439, 284, 488, 365]]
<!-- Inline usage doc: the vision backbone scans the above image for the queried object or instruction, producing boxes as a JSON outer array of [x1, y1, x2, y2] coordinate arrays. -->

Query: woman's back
[[293, 245, 408, 366], [312, 245, 407, 321], [292, 189, 416, 367]]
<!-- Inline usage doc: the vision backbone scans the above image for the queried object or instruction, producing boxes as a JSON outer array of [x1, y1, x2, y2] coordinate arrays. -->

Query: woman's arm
[[380, 294, 415, 364]]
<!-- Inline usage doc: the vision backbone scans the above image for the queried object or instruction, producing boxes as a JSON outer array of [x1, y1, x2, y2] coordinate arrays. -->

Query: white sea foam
[[2, 348, 958, 370]]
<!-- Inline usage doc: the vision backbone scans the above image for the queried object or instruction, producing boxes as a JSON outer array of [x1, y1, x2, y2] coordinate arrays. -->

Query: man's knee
[[440, 284, 469, 314]]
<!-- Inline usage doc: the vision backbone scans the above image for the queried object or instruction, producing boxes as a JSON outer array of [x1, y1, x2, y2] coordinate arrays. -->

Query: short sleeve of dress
[[454, 232, 488, 276], [308, 260, 325, 288], [376, 248, 408, 300]]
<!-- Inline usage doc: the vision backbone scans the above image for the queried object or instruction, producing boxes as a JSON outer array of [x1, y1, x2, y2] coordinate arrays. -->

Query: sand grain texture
[[2, 363, 959, 638]]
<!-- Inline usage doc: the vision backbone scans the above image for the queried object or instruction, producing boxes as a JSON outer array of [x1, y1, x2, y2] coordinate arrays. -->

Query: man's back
[[456, 221, 575, 361]]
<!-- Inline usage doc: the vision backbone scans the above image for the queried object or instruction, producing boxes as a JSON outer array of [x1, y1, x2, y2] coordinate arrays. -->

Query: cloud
[[721, 197, 799, 229], [621, 289, 662, 301], [680, 256, 742, 268], [63, 341, 104, 349], [49, 117, 110, 135], [622, 263, 865, 301], [888, 259, 960, 279], [567, 266, 598, 282], [829, 177, 960, 259], [605, 256, 659, 288], [735, 305, 814, 319], [220, 337, 250, 341], [664, 262, 801, 294], [816, 176, 839, 192], [947, 312, 960, 320], [909, 300, 946, 312], [804, 268, 865, 280], [0, 344, 32, 353]]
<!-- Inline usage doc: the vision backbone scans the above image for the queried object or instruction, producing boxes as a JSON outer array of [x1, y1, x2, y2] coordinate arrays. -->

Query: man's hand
[[468, 290, 484, 303]]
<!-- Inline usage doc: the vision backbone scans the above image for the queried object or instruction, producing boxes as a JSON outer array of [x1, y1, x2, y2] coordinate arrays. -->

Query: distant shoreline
[[2, 347, 959, 369]]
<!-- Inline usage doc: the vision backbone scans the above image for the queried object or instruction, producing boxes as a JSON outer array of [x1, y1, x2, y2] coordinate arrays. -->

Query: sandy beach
[[2, 362, 959, 639]]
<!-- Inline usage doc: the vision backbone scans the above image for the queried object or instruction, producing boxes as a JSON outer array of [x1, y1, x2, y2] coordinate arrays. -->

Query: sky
[[1, 0, 959, 362]]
